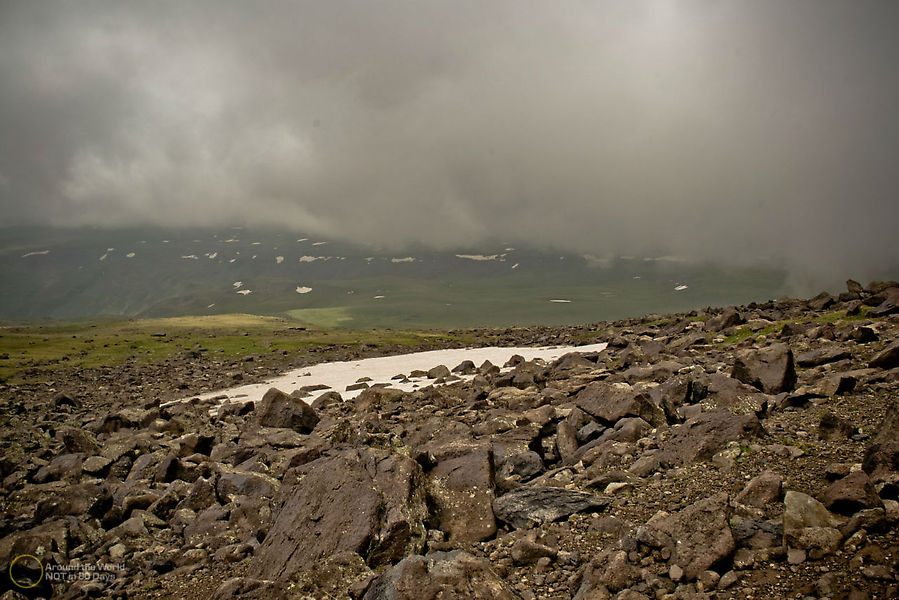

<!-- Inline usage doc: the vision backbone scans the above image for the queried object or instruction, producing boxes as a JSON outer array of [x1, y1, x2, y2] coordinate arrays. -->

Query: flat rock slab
[[493, 486, 610, 529], [425, 440, 497, 544], [250, 448, 426, 580]]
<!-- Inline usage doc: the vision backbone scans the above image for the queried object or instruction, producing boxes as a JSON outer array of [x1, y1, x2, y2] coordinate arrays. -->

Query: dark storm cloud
[[1, 1, 898, 289]]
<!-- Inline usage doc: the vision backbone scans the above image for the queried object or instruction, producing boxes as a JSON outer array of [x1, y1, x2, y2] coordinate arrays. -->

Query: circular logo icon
[[9, 554, 44, 589]]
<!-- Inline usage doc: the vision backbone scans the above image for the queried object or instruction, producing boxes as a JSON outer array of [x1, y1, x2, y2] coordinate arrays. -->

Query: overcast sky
[[1, 1, 897, 286]]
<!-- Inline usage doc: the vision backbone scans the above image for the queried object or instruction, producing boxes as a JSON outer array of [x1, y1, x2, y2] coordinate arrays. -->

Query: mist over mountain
[[1, 2, 898, 298]]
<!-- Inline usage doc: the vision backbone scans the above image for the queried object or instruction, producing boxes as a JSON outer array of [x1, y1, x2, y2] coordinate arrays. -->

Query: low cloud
[[1, 1, 897, 290]]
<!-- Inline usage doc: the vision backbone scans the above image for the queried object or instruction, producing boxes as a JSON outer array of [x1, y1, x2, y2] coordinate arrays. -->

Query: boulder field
[[0, 280, 897, 599]]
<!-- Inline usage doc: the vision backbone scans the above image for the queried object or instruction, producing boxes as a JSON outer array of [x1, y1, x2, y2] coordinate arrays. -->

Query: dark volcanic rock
[[870, 341, 899, 370], [250, 447, 427, 580], [575, 382, 661, 426], [657, 409, 764, 466], [735, 471, 783, 508], [251, 387, 319, 432], [732, 343, 797, 394], [362, 550, 516, 600], [493, 486, 610, 529], [824, 471, 883, 515], [210, 577, 288, 600], [705, 308, 745, 332], [425, 440, 497, 544], [796, 346, 852, 368], [638, 492, 735, 581]]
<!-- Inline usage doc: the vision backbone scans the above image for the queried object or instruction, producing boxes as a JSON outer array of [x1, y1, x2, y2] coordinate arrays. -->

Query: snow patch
[[391, 257, 416, 263], [296, 286, 312, 294], [549, 299, 572, 303], [236, 290, 253, 295], [21, 250, 50, 258], [456, 254, 498, 261], [181, 255, 198, 260], [674, 285, 688, 291], [275, 256, 284, 264], [233, 281, 243, 289], [312, 241, 327, 246], [176, 342, 608, 405], [125, 252, 135, 258]]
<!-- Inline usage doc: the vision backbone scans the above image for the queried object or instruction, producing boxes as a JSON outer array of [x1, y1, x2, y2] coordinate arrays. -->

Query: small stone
[[669, 564, 684, 582], [718, 571, 738, 589], [109, 543, 128, 561], [788, 548, 807, 564], [861, 565, 893, 581], [732, 548, 755, 569], [699, 570, 720, 590]]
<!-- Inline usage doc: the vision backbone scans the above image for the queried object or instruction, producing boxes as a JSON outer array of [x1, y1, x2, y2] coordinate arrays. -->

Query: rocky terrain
[[0, 280, 897, 600]]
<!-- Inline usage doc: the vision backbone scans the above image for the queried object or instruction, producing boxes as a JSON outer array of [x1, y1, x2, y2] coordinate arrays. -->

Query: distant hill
[[0, 226, 791, 328]]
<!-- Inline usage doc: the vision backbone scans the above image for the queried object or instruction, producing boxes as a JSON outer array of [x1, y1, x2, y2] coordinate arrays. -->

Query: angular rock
[[425, 440, 496, 544], [734, 471, 783, 508], [796, 346, 852, 368], [639, 492, 735, 581], [575, 382, 661, 426], [819, 412, 857, 440], [210, 577, 288, 600], [493, 486, 610, 529], [823, 471, 883, 515], [704, 308, 744, 332], [870, 341, 899, 370], [362, 550, 516, 600], [251, 387, 319, 432], [573, 549, 640, 596], [732, 343, 797, 394], [657, 409, 764, 466], [250, 448, 426, 580]]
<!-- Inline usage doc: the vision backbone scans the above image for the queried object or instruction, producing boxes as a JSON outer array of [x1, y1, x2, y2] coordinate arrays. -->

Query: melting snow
[[207, 303, 215, 308], [373, 295, 385, 299], [236, 290, 253, 295], [674, 285, 689, 291], [176, 342, 608, 405], [549, 299, 572, 303], [21, 250, 50, 258], [511, 263, 519, 269], [206, 252, 218, 259], [299, 256, 323, 262], [181, 255, 199, 260], [391, 257, 416, 263], [296, 286, 312, 294], [233, 281, 243, 289], [312, 241, 327, 246], [125, 252, 135, 258], [99, 253, 108, 261], [456, 254, 498, 261], [275, 256, 284, 264], [297, 238, 308, 243]]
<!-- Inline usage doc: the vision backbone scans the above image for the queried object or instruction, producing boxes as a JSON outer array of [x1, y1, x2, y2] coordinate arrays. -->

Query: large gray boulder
[[250, 448, 427, 580]]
